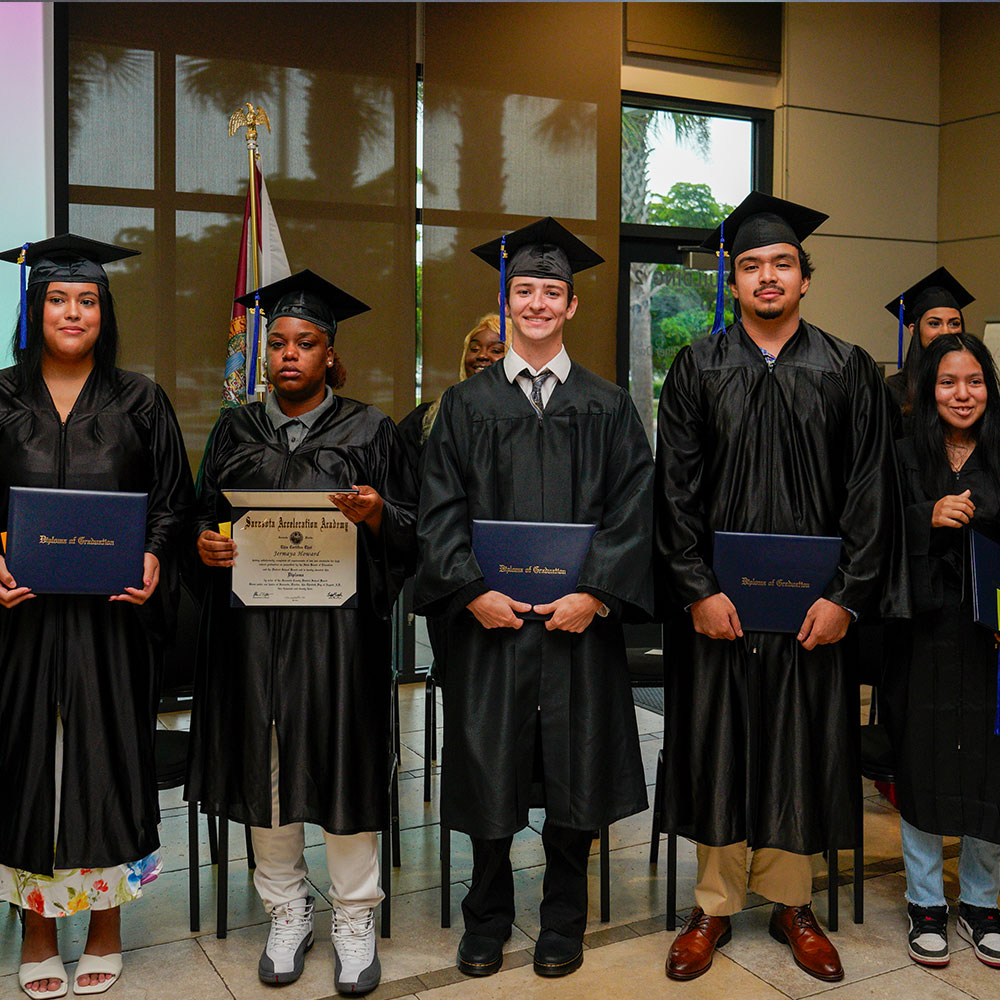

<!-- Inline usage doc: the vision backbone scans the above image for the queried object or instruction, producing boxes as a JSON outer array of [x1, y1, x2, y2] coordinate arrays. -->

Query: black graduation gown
[[655, 321, 909, 854], [396, 400, 433, 486], [414, 360, 653, 840], [883, 440, 1000, 843], [185, 396, 415, 832], [0, 366, 194, 875]]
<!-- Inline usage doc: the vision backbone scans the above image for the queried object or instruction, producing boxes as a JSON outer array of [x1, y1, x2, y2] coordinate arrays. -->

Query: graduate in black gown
[[415, 218, 653, 979], [885, 333, 1000, 970], [0, 235, 194, 997], [655, 193, 909, 983], [884, 268, 973, 436], [186, 271, 414, 996]]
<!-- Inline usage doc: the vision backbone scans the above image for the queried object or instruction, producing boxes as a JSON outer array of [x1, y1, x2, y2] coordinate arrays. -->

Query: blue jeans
[[901, 817, 1000, 908]]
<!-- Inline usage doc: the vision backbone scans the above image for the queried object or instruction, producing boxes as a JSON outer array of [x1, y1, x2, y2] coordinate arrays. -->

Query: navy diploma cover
[[5, 486, 146, 595], [970, 529, 1000, 631], [713, 531, 842, 633], [472, 519, 597, 611]]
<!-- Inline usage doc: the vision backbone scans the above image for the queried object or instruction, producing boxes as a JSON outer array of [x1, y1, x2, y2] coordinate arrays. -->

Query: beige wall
[[938, 3, 1000, 340], [623, 3, 955, 368]]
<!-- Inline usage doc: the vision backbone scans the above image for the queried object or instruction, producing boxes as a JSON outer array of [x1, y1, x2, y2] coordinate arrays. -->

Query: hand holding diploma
[[198, 530, 237, 568], [797, 597, 850, 650], [692, 591, 743, 640], [468, 590, 532, 629], [110, 552, 160, 605], [534, 592, 602, 633], [0, 553, 35, 608], [329, 485, 383, 536]]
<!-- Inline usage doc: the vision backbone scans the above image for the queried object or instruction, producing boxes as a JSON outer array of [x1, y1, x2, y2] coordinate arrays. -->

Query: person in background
[[885, 332, 1000, 970], [188, 270, 414, 997], [884, 268, 973, 435], [0, 235, 194, 998], [396, 313, 505, 689]]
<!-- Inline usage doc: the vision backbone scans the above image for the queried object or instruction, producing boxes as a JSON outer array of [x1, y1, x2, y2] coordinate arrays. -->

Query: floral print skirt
[[0, 852, 161, 917]]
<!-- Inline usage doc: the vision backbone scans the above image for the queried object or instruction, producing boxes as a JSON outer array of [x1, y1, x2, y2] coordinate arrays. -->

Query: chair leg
[[600, 826, 610, 923], [666, 833, 677, 931], [206, 811, 218, 864], [854, 790, 864, 924], [217, 811, 229, 939], [391, 758, 402, 868], [393, 677, 401, 761], [188, 800, 200, 933], [380, 825, 392, 938], [244, 825, 256, 871], [649, 749, 665, 865], [827, 849, 839, 933], [424, 674, 434, 803], [440, 825, 451, 928]]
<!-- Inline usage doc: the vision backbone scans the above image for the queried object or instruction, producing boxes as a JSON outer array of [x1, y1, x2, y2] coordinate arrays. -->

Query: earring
[[327, 361, 333, 367]]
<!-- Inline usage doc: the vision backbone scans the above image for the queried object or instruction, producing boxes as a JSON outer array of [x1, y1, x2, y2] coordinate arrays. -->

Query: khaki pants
[[695, 842, 813, 917], [250, 727, 384, 917]]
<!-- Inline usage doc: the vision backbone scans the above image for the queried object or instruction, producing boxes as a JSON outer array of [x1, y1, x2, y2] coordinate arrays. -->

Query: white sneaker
[[258, 895, 315, 984], [332, 907, 381, 996]]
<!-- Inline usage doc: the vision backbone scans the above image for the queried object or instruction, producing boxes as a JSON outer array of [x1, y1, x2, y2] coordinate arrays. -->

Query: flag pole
[[229, 102, 272, 402]]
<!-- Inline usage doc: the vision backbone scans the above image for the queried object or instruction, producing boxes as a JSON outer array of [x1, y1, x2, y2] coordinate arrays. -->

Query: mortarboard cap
[[0, 233, 139, 349], [700, 191, 828, 259], [0, 233, 139, 288], [470, 217, 603, 341], [884, 267, 973, 369], [235, 269, 370, 337]]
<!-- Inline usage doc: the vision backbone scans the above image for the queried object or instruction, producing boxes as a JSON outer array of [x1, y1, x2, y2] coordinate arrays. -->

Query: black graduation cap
[[0, 233, 139, 288], [699, 192, 827, 335], [234, 269, 370, 336], [883, 266, 973, 325], [700, 191, 829, 258], [470, 217, 603, 341], [884, 267, 973, 369], [0, 233, 139, 349]]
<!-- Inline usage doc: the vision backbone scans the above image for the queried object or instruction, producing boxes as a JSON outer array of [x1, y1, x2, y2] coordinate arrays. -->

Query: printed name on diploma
[[39, 534, 115, 546]]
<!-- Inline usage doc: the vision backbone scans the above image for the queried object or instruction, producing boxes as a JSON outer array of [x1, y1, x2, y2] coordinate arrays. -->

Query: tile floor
[[2, 683, 998, 1000]]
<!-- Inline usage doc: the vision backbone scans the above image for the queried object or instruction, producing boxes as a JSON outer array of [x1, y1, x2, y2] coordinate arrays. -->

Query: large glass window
[[619, 95, 772, 443]]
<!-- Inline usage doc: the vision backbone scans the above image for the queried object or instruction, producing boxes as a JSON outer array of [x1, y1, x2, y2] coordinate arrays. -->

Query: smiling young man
[[416, 217, 654, 980], [654, 193, 909, 983]]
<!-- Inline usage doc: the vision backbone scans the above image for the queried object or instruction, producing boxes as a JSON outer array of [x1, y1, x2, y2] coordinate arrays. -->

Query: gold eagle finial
[[228, 102, 271, 146]]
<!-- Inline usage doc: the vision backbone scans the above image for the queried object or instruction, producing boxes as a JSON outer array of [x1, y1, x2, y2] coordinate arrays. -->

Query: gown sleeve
[[576, 387, 654, 621], [654, 345, 720, 610], [414, 386, 488, 617], [821, 348, 910, 618], [358, 414, 417, 617]]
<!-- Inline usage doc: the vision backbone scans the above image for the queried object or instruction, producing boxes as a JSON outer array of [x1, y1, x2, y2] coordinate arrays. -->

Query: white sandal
[[72, 953, 122, 996], [18, 955, 68, 999]]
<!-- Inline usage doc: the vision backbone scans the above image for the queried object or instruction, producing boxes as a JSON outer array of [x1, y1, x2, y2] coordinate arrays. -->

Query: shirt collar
[[503, 344, 571, 383], [265, 385, 334, 431]]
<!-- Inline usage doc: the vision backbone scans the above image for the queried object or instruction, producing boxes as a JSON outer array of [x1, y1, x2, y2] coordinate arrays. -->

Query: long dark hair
[[11, 281, 120, 389], [898, 307, 966, 415], [912, 332, 1000, 496]]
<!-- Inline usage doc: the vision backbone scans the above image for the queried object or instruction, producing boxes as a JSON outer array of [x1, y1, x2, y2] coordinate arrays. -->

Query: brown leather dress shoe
[[768, 904, 844, 981], [666, 907, 732, 980]]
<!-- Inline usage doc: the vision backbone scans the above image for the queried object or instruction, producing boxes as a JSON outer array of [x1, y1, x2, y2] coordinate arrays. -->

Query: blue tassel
[[247, 291, 261, 399], [17, 242, 29, 350], [711, 222, 725, 336], [897, 295, 905, 369], [499, 235, 507, 343]]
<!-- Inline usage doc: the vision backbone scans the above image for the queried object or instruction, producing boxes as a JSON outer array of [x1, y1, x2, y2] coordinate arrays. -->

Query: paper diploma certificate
[[224, 491, 358, 608]]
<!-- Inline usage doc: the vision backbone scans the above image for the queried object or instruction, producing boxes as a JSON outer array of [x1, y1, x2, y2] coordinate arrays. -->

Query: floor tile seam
[[192, 935, 238, 999], [924, 961, 991, 999], [793, 961, 959, 999]]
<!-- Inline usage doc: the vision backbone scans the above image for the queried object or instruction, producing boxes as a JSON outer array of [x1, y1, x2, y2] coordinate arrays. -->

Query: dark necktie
[[521, 368, 553, 417]]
